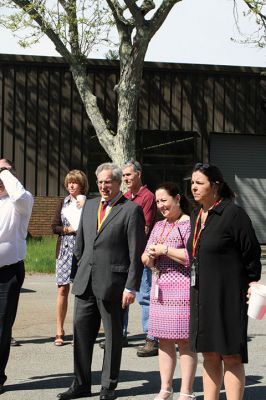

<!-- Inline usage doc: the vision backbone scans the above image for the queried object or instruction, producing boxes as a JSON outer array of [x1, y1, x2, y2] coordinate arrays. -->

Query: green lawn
[[25, 236, 57, 274]]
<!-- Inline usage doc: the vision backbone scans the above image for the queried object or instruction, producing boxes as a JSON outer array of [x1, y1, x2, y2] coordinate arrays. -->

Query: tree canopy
[[0, 1, 182, 165], [234, 0, 266, 47], [0, 1, 265, 166]]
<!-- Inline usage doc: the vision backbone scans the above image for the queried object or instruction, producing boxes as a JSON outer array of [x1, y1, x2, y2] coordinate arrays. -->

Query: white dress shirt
[[0, 169, 34, 268]]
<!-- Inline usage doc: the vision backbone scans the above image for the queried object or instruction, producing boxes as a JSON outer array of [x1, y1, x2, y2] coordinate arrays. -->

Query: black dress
[[187, 199, 261, 363]]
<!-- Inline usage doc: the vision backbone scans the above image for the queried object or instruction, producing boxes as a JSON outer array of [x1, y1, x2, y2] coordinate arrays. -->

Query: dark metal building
[[0, 54, 266, 240]]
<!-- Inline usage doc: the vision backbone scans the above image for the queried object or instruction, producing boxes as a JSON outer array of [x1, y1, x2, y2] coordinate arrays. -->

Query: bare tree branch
[[233, 0, 266, 47], [147, 0, 181, 40], [242, 0, 266, 22], [65, 0, 80, 56], [140, 0, 156, 15], [58, 0, 67, 11], [12, 0, 73, 62], [105, 0, 129, 27], [106, 0, 134, 65], [123, 0, 144, 26]]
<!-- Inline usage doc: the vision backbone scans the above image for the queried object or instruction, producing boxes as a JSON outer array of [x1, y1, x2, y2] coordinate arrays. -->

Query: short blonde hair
[[64, 170, 89, 194]]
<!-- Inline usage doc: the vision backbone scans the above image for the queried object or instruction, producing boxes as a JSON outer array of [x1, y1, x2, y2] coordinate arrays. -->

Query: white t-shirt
[[0, 170, 34, 268]]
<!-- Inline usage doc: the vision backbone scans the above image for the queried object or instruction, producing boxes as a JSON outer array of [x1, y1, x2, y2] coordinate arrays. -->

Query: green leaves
[[0, 0, 115, 56]]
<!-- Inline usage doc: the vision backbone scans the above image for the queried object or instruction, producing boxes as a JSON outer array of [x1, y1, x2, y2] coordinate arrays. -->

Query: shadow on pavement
[[3, 371, 265, 399], [20, 288, 36, 293], [243, 384, 266, 400], [4, 372, 203, 397]]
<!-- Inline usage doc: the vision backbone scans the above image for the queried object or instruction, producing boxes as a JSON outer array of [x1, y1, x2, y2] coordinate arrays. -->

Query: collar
[[101, 191, 123, 206], [64, 194, 72, 205], [129, 185, 147, 199], [193, 198, 232, 216]]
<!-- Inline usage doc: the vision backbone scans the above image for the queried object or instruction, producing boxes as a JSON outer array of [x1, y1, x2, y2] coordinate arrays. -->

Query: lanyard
[[192, 200, 221, 258], [192, 208, 204, 258], [97, 194, 123, 231], [157, 216, 182, 244]]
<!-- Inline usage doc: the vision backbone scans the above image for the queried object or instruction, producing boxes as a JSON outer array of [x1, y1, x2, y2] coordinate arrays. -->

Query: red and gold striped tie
[[99, 201, 108, 224]]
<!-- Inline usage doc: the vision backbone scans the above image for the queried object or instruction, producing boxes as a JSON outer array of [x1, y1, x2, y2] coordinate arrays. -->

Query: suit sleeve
[[125, 205, 146, 291], [231, 206, 261, 282]]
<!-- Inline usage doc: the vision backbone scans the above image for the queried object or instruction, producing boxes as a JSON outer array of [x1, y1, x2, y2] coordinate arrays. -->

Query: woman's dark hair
[[155, 181, 192, 215], [192, 163, 235, 200]]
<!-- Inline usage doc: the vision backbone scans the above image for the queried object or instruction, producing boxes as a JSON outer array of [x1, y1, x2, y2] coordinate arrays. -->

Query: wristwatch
[[0, 167, 8, 173]]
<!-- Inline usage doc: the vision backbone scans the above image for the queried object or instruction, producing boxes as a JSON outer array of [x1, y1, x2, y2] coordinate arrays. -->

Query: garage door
[[210, 133, 266, 244]]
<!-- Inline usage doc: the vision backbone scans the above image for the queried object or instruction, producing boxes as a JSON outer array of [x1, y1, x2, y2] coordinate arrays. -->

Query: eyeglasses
[[96, 179, 113, 186]]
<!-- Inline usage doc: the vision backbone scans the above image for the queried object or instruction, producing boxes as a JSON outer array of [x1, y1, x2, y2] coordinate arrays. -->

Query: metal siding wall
[[181, 77, 193, 131], [149, 73, 160, 130], [26, 68, 38, 195], [210, 133, 266, 243], [1, 68, 14, 161], [0, 56, 265, 196], [169, 75, 182, 131], [137, 72, 149, 130]]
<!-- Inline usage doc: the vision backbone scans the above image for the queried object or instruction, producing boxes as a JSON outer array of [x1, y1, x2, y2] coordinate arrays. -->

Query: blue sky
[[0, 0, 265, 67]]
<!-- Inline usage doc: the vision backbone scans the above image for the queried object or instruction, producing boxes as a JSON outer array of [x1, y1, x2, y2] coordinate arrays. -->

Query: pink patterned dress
[[146, 219, 191, 339]]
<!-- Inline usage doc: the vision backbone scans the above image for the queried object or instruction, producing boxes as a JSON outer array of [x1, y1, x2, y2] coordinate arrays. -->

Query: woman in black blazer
[[187, 163, 261, 400]]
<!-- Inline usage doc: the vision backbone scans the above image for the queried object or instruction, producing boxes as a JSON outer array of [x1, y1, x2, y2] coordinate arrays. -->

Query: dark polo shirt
[[124, 185, 157, 236]]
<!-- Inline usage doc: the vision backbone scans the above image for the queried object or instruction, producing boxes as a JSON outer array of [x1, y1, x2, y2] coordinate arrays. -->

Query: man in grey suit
[[57, 163, 145, 400]]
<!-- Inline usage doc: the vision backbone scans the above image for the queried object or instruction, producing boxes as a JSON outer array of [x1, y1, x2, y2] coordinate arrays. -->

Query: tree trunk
[[70, 62, 115, 157], [111, 40, 148, 166], [70, 52, 146, 167]]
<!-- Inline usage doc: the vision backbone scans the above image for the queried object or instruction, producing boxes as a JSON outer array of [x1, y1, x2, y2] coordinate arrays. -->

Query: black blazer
[[72, 195, 145, 301]]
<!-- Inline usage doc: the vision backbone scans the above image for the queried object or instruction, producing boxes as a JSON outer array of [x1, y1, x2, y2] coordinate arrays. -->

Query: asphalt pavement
[[2, 263, 266, 400]]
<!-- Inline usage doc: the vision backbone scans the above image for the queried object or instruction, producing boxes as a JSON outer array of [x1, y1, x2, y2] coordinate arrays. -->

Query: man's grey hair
[[95, 163, 122, 183], [122, 159, 142, 173]]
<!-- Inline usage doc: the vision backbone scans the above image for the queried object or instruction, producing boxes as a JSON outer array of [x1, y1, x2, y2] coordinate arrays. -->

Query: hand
[[147, 244, 165, 259], [247, 281, 259, 303], [76, 199, 85, 209], [64, 225, 76, 234], [122, 291, 135, 309]]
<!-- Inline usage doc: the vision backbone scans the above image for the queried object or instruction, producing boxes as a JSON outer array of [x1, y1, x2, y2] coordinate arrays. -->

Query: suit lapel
[[89, 197, 101, 236], [96, 196, 125, 237]]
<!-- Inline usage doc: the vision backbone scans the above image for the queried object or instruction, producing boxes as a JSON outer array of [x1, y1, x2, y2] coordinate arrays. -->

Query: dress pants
[[73, 280, 124, 391], [0, 261, 25, 384]]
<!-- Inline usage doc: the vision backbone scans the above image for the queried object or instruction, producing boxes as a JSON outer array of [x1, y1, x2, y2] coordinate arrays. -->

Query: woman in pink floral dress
[[142, 182, 197, 400]]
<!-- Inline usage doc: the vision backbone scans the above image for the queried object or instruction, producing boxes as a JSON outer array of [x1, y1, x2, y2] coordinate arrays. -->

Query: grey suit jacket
[[72, 195, 145, 301]]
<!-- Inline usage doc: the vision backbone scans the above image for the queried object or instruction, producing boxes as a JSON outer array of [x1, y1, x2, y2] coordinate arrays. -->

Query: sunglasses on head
[[194, 163, 210, 170]]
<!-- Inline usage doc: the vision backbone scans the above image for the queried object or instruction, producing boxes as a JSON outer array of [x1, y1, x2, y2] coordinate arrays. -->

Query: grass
[[25, 236, 57, 274]]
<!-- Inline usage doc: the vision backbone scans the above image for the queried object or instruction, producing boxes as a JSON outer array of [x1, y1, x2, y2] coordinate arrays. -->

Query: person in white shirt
[[0, 159, 34, 395]]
